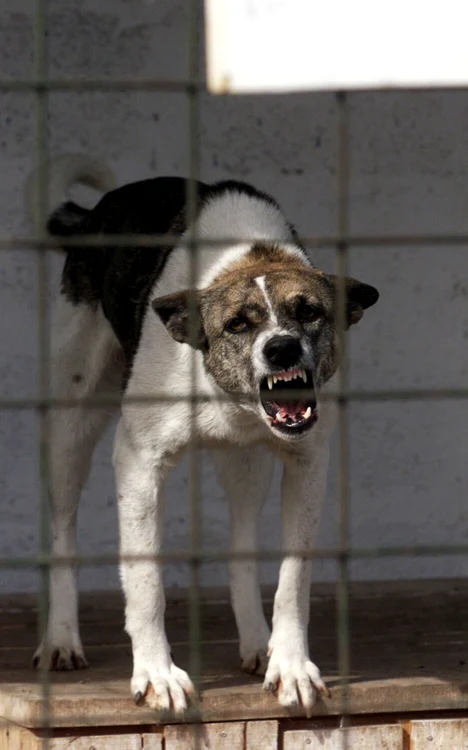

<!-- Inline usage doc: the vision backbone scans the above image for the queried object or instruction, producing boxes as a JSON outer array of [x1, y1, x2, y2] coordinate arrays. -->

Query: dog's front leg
[[264, 443, 331, 715], [212, 445, 274, 676], [114, 421, 193, 714]]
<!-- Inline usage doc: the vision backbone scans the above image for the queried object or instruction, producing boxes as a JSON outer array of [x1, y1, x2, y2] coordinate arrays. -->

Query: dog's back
[[49, 176, 207, 363], [42, 164, 290, 366]]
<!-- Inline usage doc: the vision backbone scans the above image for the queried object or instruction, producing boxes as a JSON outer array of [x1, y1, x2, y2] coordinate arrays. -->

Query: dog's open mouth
[[259, 367, 317, 435]]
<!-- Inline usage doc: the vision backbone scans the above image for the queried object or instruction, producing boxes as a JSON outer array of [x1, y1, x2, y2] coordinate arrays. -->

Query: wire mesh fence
[[1, 2, 466, 749]]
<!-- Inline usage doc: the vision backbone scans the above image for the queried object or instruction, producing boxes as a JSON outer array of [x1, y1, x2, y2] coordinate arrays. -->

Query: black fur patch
[[47, 202, 90, 237], [50, 177, 301, 381]]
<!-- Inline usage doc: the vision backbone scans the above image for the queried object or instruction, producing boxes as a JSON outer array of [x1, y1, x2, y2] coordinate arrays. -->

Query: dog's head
[[152, 244, 379, 442]]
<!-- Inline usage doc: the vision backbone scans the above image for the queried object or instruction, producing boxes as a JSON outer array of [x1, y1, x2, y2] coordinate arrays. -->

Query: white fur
[[265, 420, 335, 712], [37, 161, 337, 715], [34, 298, 123, 670], [212, 446, 274, 674], [199, 191, 292, 246], [255, 275, 278, 325]]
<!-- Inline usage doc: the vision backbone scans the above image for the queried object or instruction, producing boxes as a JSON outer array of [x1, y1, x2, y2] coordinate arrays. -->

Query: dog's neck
[[188, 190, 298, 288]]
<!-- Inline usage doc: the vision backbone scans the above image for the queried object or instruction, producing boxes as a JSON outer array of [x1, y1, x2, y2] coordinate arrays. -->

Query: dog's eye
[[298, 302, 323, 323], [225, 316, 248, 333]]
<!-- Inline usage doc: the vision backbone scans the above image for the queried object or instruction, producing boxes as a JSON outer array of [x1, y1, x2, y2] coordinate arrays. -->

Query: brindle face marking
[[152, 247, 379, 441]]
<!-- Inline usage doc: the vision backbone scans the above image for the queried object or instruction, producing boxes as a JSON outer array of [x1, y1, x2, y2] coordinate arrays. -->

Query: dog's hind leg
[[212, 445, 274, 676], [33, 296, 123, 671]]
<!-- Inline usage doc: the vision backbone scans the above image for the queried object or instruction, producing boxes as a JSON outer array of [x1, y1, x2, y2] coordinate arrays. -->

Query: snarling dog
[[27, 155, 379, 716]]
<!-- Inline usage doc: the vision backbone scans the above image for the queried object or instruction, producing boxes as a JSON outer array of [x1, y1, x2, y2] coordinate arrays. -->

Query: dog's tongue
[[277, 402, 305, 419]]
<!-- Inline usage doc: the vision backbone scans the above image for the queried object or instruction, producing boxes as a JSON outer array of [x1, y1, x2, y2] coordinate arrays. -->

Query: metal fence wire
[[1, 2, 466, 749]]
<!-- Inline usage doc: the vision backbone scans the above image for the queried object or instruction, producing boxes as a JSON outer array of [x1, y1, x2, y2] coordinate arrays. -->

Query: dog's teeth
[[303, 406, 312, 420], [301, 370, 307, 383], [267, 376, 273, 390], [273, 375, 278, 384]]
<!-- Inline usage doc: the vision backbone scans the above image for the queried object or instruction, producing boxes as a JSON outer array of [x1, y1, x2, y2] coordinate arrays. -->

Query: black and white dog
[[27, 155, 379, 715]]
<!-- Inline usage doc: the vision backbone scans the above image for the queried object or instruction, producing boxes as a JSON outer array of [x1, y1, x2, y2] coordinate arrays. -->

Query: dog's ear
[[152, 290, 207, 349], [327, 275, 379, 327]]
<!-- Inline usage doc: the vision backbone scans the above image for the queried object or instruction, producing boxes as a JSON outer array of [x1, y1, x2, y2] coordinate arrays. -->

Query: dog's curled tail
[[25, 153, 117, 239]]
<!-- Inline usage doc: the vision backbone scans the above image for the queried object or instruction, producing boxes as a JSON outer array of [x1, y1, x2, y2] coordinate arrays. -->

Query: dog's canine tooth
[[303, 406, 312, 420], [301, 369, 307, 383], [267, 376, 273, 390]]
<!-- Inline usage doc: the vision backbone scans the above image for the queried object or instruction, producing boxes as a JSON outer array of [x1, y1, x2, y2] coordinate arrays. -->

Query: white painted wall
[[1, 0, 468, 593]]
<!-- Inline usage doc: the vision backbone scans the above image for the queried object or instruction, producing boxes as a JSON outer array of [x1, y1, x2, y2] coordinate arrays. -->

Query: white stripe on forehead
[[255, 275, 278, 324]]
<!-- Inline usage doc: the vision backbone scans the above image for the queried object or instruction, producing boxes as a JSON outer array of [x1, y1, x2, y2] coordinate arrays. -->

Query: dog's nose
[[263, 336, 302, 369]]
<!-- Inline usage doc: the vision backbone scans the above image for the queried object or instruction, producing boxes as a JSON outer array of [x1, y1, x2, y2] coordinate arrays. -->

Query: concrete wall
[[1, 0, 468, 593]]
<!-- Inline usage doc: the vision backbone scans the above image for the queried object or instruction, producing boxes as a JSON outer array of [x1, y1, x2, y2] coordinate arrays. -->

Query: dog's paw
[[241, 648, 269, 676], [33, 642, 88, 671], [238, 621, 271, 677], [263, 646, 329, 717], [131, 660, 195, 714]]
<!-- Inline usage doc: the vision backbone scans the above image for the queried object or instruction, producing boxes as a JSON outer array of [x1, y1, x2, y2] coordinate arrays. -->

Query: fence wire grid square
[[1, 1, 467, 748]]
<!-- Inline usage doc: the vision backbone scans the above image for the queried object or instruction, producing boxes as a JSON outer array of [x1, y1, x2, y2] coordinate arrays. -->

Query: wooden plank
[[246, 720, 278, 750], [8, 579, 468, 616], [283, 725, 403, 749], [411, 719, 468, 749], [3, 582, 468, 727], [46, 734, 162, 750], [49, 736, 143, 750], [4, 672, 468, 728], [2, 724, 41, 750], [46, 734, 161, 750], [141, 734, 163, 749], [165, 722, 245, 750]]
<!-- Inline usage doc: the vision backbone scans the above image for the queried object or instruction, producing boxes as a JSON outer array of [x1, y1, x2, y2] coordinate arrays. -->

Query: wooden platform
[[2, 580, 468, 748]]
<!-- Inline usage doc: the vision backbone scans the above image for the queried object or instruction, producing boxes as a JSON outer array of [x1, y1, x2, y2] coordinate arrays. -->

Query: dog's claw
[[313, 673, 331, 699], [131, 661, 193, 714], [71, 654, 88, 670], [321, 684, 332, 699], [263, 651, 327, 715]]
